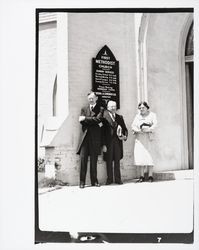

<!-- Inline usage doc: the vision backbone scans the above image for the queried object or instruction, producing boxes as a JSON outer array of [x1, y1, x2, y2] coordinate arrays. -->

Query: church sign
[[92, 45, 120, 108]]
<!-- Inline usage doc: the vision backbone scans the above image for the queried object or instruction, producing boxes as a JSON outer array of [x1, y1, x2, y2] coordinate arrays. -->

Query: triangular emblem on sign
[[95, 45, 116, 61]]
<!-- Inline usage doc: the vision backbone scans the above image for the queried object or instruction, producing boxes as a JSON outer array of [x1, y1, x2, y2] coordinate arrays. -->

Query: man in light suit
[[103, 101, 128, 185], [77, 91, 104, 188]]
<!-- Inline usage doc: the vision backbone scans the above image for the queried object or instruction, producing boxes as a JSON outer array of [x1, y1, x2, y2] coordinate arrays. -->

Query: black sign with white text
[[92, 45, 120, 108]]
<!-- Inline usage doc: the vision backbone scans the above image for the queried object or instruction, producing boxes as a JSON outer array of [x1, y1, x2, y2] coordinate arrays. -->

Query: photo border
[[35, 7, 194, 244]]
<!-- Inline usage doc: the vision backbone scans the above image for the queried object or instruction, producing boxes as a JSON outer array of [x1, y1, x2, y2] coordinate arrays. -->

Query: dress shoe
[[79, 183, 85, 188], [115, 181, 123, 185], [148, 176, 154, 182], [137, 176, 145, 183], [92, 182, 100, 187], [106, 181, 113, 185]]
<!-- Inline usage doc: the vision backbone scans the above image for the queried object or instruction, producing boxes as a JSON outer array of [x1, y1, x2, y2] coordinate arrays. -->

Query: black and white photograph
[[36, 8, 194, 244], [0, 0, 199, 249]]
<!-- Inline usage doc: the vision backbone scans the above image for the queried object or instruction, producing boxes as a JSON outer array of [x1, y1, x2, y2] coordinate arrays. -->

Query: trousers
[[80, 134, 98, 185]]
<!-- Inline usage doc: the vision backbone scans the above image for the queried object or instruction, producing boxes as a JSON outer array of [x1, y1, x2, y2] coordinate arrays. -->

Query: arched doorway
[[185, 22, 193, 169]]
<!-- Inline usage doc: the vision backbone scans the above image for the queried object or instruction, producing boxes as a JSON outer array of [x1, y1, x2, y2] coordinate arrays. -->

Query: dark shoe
[[79, 182, 85, 188], [92, 182, 100, 187], [115, 181, 123, 185], [137, 176, 145, 183], [106, 181, 113, 185], [148, 176, 154, 182]]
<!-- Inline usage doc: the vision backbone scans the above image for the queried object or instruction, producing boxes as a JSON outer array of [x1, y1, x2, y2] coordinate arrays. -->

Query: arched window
[[185, 22, 193, 57], [53, 75, 57, 116]]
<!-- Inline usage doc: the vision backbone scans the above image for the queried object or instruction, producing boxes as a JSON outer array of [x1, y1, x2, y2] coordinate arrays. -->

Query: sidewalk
[[38, 179, 193, 234]]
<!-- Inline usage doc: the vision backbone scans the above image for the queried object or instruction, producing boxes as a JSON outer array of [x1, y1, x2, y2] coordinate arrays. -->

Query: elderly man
[[103, 100, 128, 185], [77, 91, 104, 188]]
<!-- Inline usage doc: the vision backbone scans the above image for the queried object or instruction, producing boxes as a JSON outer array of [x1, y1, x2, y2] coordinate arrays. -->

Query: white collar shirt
[[90, 104, 96, 111], [109, 111, 116, 121]]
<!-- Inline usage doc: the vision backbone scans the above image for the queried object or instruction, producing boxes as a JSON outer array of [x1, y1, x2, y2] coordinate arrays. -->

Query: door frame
[[179, 14, 193, 170]]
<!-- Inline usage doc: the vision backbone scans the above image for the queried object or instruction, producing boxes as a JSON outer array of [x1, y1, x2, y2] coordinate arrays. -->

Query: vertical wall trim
[[134, 14, 142, 104], [57, 13, 69, 118], [138, 14, 150, 102]]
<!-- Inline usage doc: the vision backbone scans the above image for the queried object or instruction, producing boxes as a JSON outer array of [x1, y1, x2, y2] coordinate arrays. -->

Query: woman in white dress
[[131, 102, 157, 182]]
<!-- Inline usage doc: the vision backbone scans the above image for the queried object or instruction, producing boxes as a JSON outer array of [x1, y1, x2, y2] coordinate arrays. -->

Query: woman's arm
[[142, 113, 157, 132], [148, 112, 157, 131], [131, 115, 141, 133]]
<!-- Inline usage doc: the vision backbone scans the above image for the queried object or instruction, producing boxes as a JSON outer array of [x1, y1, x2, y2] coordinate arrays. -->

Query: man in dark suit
[[103, 100, 128, 185], [77, 91, 104, 188]]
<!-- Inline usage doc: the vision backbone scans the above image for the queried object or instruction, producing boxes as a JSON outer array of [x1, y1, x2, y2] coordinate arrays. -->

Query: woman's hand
[[141, 127, 151, 132]]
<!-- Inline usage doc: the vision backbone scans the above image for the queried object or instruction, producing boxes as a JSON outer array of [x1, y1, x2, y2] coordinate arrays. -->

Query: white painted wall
[[38, 20, 57, 147], [146, 13, 193, 171], [50, 13, 138, 184]]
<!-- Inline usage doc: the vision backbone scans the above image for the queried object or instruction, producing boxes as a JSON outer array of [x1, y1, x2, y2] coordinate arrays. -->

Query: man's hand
[[102, 145, 107, 153], [123, 135, 127, 141], [79, 116, 86, 122], [118, 134, 127, 141]]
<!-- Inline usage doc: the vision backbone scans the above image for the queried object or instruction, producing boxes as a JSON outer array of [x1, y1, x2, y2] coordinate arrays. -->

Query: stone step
[[153, 169, 193, 181]]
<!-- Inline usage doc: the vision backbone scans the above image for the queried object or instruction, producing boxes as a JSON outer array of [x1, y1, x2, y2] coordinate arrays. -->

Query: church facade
[[37, 11, 193, 185]]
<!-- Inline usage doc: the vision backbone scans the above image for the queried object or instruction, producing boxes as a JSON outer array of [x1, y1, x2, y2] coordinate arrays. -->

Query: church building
[[37, 10, 193, 185]]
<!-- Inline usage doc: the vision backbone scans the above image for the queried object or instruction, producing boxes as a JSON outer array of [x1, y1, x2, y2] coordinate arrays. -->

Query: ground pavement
[[38, 179, 193, 235]]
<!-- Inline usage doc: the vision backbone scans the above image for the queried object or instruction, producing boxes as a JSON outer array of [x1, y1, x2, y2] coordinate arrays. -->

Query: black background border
[[35, 7, 194, 244]]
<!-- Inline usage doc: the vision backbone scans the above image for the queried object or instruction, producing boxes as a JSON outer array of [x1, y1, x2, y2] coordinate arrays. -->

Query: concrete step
[[153, 169, 193, 181]]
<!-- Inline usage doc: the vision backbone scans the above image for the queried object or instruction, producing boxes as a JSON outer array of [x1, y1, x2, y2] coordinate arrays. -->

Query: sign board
[[92, 45, 120, 108]]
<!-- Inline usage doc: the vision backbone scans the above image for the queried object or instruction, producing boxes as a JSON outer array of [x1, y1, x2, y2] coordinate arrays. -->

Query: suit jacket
[[103, 110, 128, 160], [76, 103, 104, 155]]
